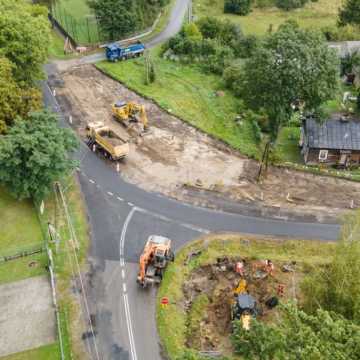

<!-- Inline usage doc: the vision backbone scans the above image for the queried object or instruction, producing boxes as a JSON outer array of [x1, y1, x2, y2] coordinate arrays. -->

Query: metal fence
[[0, 243, 45, 264], [50, 2, 106, 45]]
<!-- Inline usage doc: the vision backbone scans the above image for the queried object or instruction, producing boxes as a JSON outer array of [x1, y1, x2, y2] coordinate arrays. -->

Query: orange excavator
[[137, 235, 174, 288]]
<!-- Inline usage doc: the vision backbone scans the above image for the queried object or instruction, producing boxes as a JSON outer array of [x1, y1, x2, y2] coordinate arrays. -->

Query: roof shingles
[[305, 118, 360, 150]]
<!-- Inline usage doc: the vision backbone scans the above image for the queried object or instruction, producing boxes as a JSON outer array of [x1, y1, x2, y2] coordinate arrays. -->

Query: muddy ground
[[183, 258, 301, 354], [52, 64, 360, 220]]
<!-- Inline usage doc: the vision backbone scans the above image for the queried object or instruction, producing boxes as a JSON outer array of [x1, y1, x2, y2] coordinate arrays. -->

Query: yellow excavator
[[137, 235, 174, 288], [112, 100, 149, 132], [231, 279, 257, 330]]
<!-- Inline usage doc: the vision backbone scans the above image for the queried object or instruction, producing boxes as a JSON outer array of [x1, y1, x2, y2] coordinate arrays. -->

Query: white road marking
[[181, 223, 210, 234], [89, 179, 95, 184], [121, 269, 125, 279], [107, 191, 114, 196], [117, 196, 124, 201], [128, 202, 134, 207], [119, 207, 138, 360], [123, 293, 138, 360]]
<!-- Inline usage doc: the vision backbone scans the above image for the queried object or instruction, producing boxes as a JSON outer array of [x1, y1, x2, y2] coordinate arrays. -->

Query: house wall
[[304, 149, 360, 166]]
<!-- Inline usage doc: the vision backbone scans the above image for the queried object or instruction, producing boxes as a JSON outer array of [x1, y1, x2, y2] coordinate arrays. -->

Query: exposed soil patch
[[52, 64, 360, 220], [183, 257, 301, 354]]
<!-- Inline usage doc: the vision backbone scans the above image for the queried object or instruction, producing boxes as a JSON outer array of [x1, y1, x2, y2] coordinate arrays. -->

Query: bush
[[196, 16, 223, 39], [322, 24, 360, 41], [232, 303, 360, 360], [275, 0, 308, 11], [224, 0, 252, 15], [231, 34, 259, 58], [302, 233, 360, 323], [203, 43, 234, 75]]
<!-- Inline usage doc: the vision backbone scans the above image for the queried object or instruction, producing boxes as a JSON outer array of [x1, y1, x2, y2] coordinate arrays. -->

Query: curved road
[[46, 2, 340, 359]]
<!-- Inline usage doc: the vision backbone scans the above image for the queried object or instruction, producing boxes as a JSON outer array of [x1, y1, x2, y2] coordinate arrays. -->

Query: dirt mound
[[183, 257, 300, 353]]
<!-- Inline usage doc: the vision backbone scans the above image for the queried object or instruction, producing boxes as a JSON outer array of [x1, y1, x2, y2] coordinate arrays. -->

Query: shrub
[[275, 0, 308, 11], [224, 0, 252, 15], [196, 16, 223, 39], [203, 43, 234, 74], [231, 34, 259, 58]]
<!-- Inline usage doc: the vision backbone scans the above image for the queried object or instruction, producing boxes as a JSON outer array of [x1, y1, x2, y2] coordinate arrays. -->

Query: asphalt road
[[44, 1, 342, 358]]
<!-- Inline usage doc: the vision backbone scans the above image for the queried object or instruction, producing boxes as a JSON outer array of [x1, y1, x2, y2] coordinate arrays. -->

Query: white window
[[319, 149, 328, 162]]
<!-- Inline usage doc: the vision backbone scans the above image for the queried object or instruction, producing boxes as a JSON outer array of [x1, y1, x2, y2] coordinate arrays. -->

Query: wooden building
[[300, 117, 360, 167]]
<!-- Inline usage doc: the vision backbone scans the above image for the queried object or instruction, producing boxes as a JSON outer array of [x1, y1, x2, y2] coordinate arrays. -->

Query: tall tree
[[339, 0, 360, 27], [238, 21, 339, 141], [0, 111, 78, 200], [88, 0, 168, 40], [0, 57, 41, 133], [0, 0, 50, 85]]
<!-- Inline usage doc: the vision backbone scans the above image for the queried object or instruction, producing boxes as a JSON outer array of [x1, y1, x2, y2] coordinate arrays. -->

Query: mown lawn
[[0, 188, 43, 254], [194, 0, 342, 36], [1, 343, 60, 360], [96, 54, 260, 158]]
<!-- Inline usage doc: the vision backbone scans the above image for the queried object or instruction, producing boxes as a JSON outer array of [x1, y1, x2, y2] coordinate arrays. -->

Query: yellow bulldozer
[[112, 100, 149, 132]]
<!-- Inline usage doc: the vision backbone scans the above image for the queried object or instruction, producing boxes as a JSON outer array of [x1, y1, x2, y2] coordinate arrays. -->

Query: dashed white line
[[120, 258, 125, 267], [89, 179, 95, 184], [123, 283, 127, 293], [181, 223, 210, 234], [117, 196, 124, 201], [127, 202, 134, 207], [107, 191, 114, 196], [121, 269, 125, 279]]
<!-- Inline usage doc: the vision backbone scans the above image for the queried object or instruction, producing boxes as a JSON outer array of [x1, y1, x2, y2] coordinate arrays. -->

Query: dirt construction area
[[52, 64, 360, 220], [183, 257, 300, 354]]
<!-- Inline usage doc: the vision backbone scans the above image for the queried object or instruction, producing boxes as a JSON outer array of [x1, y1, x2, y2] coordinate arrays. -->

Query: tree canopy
[[236, 21, 339, 140], [0, 0, 50, 85], [0, 57, 41, 133], [339, 0, 360, 27], [232, 303, 360, 360], [88, 0, 169, 40], [0, 111, 78, 200]]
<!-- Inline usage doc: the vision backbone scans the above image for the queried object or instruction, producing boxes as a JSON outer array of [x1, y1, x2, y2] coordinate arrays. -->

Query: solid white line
[[89, 179, 95, 184], [119, 207, 138, 360], [123, 293, 138, 360], [107, 191, 114, 196], [117, 196, 124, 201]]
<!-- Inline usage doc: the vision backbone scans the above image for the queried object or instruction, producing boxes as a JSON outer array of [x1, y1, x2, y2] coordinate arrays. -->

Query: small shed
[[301, 116, 360, 167]]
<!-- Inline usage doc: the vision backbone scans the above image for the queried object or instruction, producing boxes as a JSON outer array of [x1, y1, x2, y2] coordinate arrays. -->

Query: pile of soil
[[182, 257, 300, 354]]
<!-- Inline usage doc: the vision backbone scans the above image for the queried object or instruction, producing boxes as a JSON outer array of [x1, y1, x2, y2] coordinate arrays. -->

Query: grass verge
[[1, 343, 60, 360], [157, 233, 336, 359], [36, 175, 90, 359], [96, 52, 260, 158], [194, 0, 342, 36]]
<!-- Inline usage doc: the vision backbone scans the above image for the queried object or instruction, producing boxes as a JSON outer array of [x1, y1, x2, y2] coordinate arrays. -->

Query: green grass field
[[96, 53, 260, 158], [0, 188, 42, 253], [194, 0, 342, 36]]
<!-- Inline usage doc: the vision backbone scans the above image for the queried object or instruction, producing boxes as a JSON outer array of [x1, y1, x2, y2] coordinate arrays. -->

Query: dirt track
[[53, 65, 360, 218]]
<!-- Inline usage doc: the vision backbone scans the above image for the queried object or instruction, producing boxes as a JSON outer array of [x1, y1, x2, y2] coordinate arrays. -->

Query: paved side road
[[0, 276, 56, 357]]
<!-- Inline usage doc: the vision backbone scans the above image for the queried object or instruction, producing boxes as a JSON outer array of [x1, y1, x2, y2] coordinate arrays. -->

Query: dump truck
[[112, 100, 149, 132], [86, 122, 129, 160], [137, 235, 174, 288], [105, 42, 145, 62]]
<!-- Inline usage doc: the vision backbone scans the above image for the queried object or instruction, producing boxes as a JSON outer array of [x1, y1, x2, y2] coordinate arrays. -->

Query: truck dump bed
[[88, 124, 129, 160]]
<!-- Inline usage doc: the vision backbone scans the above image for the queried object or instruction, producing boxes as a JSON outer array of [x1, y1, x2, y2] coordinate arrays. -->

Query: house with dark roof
[[300, 116, 360, 167]]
